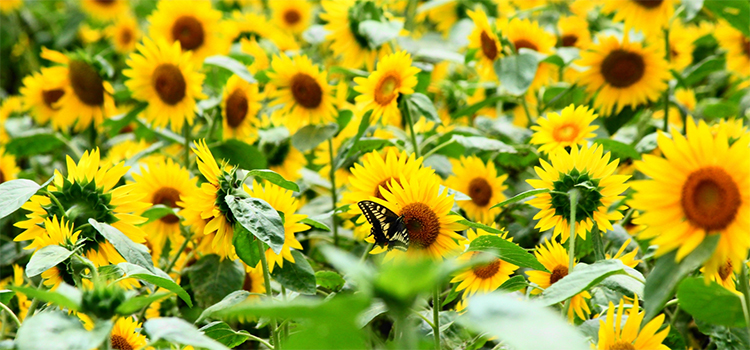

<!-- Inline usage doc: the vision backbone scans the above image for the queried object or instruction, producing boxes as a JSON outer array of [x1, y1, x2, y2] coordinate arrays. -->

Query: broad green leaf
[[10, 284, 81, 311], [357, 300, 387, 327], [336, 110, 354, 133], [4, 130, 64, 157], [104, 102, 147, 137], [451, 135, 516, 153], [334, 110, 372, 169], [118, 262, 192, 307], [188, 255, 244, 309], [315, 271, 346, 291], [210, 140, 267, 170], [0, 290, 13, 305], [232, 224, 261, 269], [292, 123, 339, 152], [703, 0, 750, 37], [683, 55, 725, 86], [301, 217, 331, 232], [498, 275, 529, 292], [145, 317, 230, 350], [115, 293, 171, 315], [141, 205, 178, 225], [406, 92, 440, 124], [15, 312, 112, 350], [537, 260, 629, 306], [26, 245, 73, 277], [271, 250, 317, 295], [89, 219, 156, 273], [678, 277, 745, 327], [643, 234, 720, 322], [635, 132, 659, 153], [491, 188, 549, 209], [603, 105, 639, 135], [452, 95, 507, 119], [468, 235, 546, 271], [684, 0, 705, 20], [226, 195, 285, 254], [599, 267, 645, 298], [358, 20, 403, 48], [494, 53, 539, 95], [347, 138, 392, 156], [197, 290, 251, 324], [199, 321, 250, 348], [593, 139, 641, 161], [204, 55, 256, 83], [374, 257, 441, 302], [699, 100, 739, 120], [542, 85, 585, 110], [0, 178, 48, 220], [463, 293, 589, 350], [242, 169, 299, 192]]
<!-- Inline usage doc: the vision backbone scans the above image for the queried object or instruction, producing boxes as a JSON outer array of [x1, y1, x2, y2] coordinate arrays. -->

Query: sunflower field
[[1, 0, 749, 349]]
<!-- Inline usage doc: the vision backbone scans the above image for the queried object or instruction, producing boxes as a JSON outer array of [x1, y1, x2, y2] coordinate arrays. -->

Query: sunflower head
[[530, 104, 599, 154], [353, 50, 421, 125], [602, 0, 675, 36], [466, 9, 501, 80], [321, 0, 394, 70], [110, 317, 148, 350], [222, 75, 261, 142], [451, 228, 519, 303], [147, 0, 228, 63], [106, 16, 140, 54], [445, 156, 508, 225], [596, 295, 670, 350]]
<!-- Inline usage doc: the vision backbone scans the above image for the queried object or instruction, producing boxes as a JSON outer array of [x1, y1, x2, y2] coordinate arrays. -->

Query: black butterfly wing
[[385, 216, 409, 251], [358, 200, 409, 251]]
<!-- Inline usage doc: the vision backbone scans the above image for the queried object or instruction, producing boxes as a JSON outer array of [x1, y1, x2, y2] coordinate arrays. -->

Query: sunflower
[[110, 317, 148, 350], [148, 0, 228, 64], [243, 264, 266, 298], [674, 88, 696, 112], [499, 17, 557, 91], [270, 0, 312, 34], [23, 216, 80, 289], [103, 139, 152, 166], [14, 149, 149, 268], [40, 48, 117, 132], [130, 158, 197, 265], [596, 296, 670, 350], [240, 38, 270, 74], [19, 66, 67, 128], [179, 140, 238, 259], [630, 118, 750, 279], [124, 37, 206, 132], [80, 0, 128, 22], [267, 54, 336, 134], [0, 147, 20, 185], [368, 175, 466, 259], [222, 75, 261, 142], [530, 104, 599, 154], [667, 21, 695, 72], [606, 238, 641, 268], [353, 51, 421, 126], [245, 180, 309, 272], [262, 139, 305, 182], [445, 156, 508, 225], [704, 260, 737, 292], [557, 15, 591, 49], [601, 0, 674, 36], [0, 0, 22, 13], [9, 265, 31, 321], [467, 9, 502, 81], [106, 16, 140, 54], [576, 34, 670, 115], [451, 228, 519, 311], [715, 21, 750, 78], [321, 0, 393, 70], [526, 144, 630, 242], [526, 239, 591, 322]]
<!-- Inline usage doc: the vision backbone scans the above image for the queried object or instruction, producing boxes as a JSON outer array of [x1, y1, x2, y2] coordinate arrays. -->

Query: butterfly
[[357, 200, 410, 251]]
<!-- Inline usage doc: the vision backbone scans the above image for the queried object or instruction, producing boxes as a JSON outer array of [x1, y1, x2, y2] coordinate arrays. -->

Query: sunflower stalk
[[257, 239, 282, 350], [520, 97, 533, 127], [662, 28, 670, 132], [0, 301, 21, 328], [432, 284, 441, 349], [400, 97, 421, 158], [567, 189, 580, 272], [738, 260, 750, 336], [327, 138, 340, 247]]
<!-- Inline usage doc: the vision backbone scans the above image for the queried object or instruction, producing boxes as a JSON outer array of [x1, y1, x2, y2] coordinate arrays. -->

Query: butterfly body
[[357, 200, 410, 251]]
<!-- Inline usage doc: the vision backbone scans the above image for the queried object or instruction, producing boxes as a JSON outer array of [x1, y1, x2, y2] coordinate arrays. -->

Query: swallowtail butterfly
[[357, 200, 409, 251]]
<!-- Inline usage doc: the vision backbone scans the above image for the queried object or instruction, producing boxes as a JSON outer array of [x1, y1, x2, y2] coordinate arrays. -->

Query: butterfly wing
[[386, 216, 409, 251], [358, 200, 410, 251]]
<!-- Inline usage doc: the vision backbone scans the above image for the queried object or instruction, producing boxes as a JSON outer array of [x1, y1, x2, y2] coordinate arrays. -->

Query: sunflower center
[[480, 31, 498, 60], [633, 0, 663, 9], [609, 340, 636, 350], [119, 28, 133, 46], [68, 60, 104, 107], [473, 259, 501, 279], [742, 37, 750, 58], [681, 167, 741, 232], [42, 89, 64, 110], [152, 187, 182, 224], [284, 9, 301, 26], [152, 64, 186, 105], [561, 35, 578, 47], [719, 260, 733, 281], [95, 0, 116, 5], [110, 335, 133, 350], [514, 39, 538, 52], [243, 272, 255, 291], [375, 177, 401, 200], [290, 73, 323, 109], [225, 88, 249, 128], [549, 264, 568, 284], [401, 202, 441, 249], [600, 49, 645, 88], [550, 169, 603, 224], [0, 170, 5, 184], [375, 74, 400, 105], [468, 177, 493, 207], [171, 15, 204, 51], [553, 123, 580, 142]]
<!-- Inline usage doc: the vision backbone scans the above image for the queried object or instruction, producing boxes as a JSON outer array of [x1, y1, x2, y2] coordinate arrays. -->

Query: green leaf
[[406, 93, 440, 124], [243, 169, 299, 192], [451, 135, 516, 153], [336, 110, 353, 133], [684, 0, 705, 20], [315, 271, 345, 291], [89, 219, 156, 273], [225, 195, 285, 254], [11, 284, 81, 311], [0, 290, 13, 306], [118, 262, 193, 307], [0, 178, 47, 220], [491, 188, 549, 209], [593, 139, 641, 161], [292, 123, 339, 152], [603, 105, 639, 135], [643, 234, 720, 322], [494, 53, 539, 95], [463, 293, 589, 350], [683, 56, 725, 86], [600, 267, 645, 298], [271, 250, 317, 295], [704, 0, 750, 37], [104, 102, 147, 137], [358, 20, 403, 48], [4, 130, 65, 157], [232, 224, 262, 268], [145, 317, 230, 350], [301, 218, 331, 232], [27, 245, 74, 278], [537, 260, 630, 306], [467, 235, 546, 271], [140, 205, 178, 225], [498, 275, 529, 292], [188, 254, 245, 309], [15, 312, 112, 350], [199, 321, 250, 348], [699, 100, 739, 120], [678, 277, 745, 327], [334, 110, 372, 169], [542, 85, 585, 110], [196, 290, 251, 324], [452, 95, 507, 120], [204, 55, 256, 83], [115, 293, 171, 315], [210, 140, 267, 170]]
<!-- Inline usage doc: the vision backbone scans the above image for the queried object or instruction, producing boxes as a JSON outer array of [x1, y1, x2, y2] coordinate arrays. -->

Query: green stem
[[404, 0, 418, 31], [421, 139, 455, 159], [257, 239, 281, 350], [738, 260, 750, 336], [432, 284, 441, 349], [394, 311, 415, 350], [401, 98, 421, 158], [246, 331, 275, 349], [45, 190, 66, 216], [0, 302, 21, 328], [590, 225, 604, 261], [567, 189, 580, 272], [360, 242, 373, 263], [281, 286, 289, 340], [164, 230, 192, 275], [521, 98, 533, 127], [76, 254, 99, 284], [24, 284, 44, 319], [327, 138, 339, 247], [662, 28, 671, 133], [183, 122, 191, 168]]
